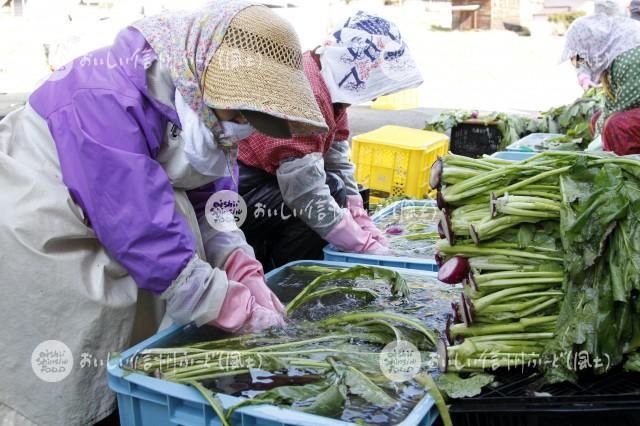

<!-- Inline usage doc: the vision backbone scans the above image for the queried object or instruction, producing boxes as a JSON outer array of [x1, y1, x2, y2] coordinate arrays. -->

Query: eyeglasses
[[571, 55, 586, 68]]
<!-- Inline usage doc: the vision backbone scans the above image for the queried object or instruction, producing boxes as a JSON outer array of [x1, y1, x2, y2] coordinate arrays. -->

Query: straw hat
[[203, 5, 327, 138]]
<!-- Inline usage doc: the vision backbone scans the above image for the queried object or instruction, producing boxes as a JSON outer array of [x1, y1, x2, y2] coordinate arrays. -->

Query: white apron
[[0, 99, 210, 425]]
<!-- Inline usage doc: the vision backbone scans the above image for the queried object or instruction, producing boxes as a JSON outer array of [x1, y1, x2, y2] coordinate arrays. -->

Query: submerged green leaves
[[129, 264, 446, 424], [285, 265, 410, 315]]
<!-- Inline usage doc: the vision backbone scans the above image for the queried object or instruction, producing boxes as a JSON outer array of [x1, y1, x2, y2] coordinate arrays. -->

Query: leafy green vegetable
[[285, 265, 409, 315], [424, 89, 603, 150], [320, 311, 437, 348], [189, 381, 231, 426], [624, 353, 640, 373], [340, 365, 398, 408], [434, 373, 495, 399], [435, 151, 640, 384], [286, 286, 378, 315], [415, 373, 453, 426], [127, 264, 446, 424]]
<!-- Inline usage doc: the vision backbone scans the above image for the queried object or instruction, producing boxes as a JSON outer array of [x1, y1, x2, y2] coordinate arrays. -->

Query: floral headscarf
[[133, 0, 257, 132], [561, 13, 640, 81]]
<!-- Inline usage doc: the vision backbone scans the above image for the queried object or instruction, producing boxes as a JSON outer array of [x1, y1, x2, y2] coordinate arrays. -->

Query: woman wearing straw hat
[[0, 2, 326, 425], [236, 11, 423, 270]]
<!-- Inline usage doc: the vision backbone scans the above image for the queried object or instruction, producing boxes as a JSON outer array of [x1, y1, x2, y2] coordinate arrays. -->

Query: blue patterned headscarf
[[316, 11, 423, 105]]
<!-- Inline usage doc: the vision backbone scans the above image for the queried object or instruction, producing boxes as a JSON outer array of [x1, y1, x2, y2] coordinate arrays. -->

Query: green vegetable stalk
[[125, 264, 444, 424], [435, 151, 640, 386]]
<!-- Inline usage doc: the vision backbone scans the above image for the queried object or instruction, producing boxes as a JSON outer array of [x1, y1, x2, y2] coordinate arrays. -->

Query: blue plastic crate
[[505, 133, 580, 152], [108, 260, 440, 426], [324, 200, 439, 272], [491, 151, 536, 161]]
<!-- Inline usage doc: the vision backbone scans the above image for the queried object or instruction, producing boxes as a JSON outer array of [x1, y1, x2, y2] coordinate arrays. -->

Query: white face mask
[[175, 90, 243, 178], [216, 120, 255, 147]]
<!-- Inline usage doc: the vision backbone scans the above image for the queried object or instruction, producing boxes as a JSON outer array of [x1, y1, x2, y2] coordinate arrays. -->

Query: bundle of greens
[[375, 202, 441, 259], [537, 88, 603, 144], [424, 89, 603, 150], [431, 151, 640, 383], [124, 264, 459, 425]]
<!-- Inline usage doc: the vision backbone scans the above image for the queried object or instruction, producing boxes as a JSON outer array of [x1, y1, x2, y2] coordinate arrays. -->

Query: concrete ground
[[0, 94, 441, 136], [348, 106, 444, 135], [1, 2, 582, 113], [0, 2, 581, 130]]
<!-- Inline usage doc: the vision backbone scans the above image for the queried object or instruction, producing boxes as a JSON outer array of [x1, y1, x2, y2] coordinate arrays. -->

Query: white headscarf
[[561, 13, 640, 81], [593, 0, 626, 16], [316, 11, 423, 105]]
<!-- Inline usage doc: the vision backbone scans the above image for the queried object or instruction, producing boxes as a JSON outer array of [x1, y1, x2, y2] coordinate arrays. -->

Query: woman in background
[[237, 11, 423, 270], [563, 12, 640, 154]]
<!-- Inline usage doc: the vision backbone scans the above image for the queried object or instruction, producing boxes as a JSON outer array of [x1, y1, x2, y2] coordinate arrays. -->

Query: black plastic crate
[[450, 120, 502, 158], [448, 367, 640, 426]]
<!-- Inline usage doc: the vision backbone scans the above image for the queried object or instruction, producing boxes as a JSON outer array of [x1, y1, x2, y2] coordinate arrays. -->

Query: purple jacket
[[30, 27, 200, 294]]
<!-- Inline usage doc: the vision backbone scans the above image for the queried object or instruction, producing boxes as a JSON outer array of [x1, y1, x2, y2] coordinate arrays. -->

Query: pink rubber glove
[[325, 211, 392, 255], [346, 195, 389, 247], [224, 249, 285, 315], [208, 280, 253, 332], [209, 281, 285, 333], [578, 73, 599, 91]]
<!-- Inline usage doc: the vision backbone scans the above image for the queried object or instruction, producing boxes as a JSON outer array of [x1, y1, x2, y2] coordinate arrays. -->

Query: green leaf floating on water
[[434, 373, 495, 399], [286, 287, 378, 315], [340, 365, 398, 408], [319, 311, 437, 349], [299, 378, 348, 417], [225, 374, 348, 421], [285, 265, 409, 315]]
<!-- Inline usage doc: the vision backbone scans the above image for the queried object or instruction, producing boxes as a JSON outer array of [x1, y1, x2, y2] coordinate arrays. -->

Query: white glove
[[161, 255, 229, 326]]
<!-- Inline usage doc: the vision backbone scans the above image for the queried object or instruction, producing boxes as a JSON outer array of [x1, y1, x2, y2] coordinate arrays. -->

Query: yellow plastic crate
[[371, 88, 420, 110], [352, 125, 449, 200]]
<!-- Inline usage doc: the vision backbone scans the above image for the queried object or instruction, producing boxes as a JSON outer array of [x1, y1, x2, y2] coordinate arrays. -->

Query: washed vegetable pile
[[431, 151, 640, 383], [125, 265, 458, 425], [425, 88, 602, 150], [376, 202, 441, 258]]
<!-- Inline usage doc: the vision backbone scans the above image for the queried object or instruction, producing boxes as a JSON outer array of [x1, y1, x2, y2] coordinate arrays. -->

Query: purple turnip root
[[490, 192, 497, 218], [440, 209, 454, 245], [445, 315, 454, 344], [460, 293, 474, 327], [438, 255, 470, 284], [437, 338, 449, 372], [470, 224, 480, 245], [435, 253, 446, 267], [451, 301, 462, 324], [467, 271, 479, 292], [430, 157, 443, 189], [385, 224, 404, 235], [436, 191, 447, 210], [437, 220, 446, 239]]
